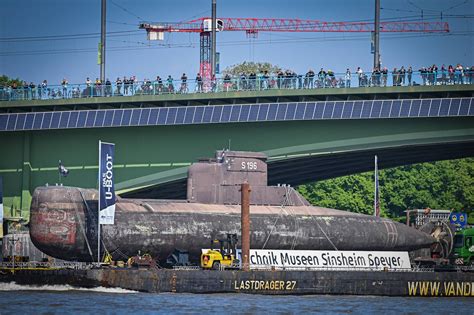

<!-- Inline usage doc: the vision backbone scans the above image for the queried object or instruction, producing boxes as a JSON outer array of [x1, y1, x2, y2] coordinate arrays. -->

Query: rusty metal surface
[[1, 233, 48, 262], [30, 186, 435, 263], [2, 268, 474, 296], [187, 150, 308, 206], [28, 150, 436, 264], [241, 183, 250, 271]]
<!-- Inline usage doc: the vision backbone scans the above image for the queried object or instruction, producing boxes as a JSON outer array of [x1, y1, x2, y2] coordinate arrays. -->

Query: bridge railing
[[1, 70, 473, 102]]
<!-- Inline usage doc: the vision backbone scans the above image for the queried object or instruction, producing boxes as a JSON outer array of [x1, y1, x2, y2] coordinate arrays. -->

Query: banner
[[98, 141, 115, 224], [233, 249, 411, 271], [0, 176, 3, 222]]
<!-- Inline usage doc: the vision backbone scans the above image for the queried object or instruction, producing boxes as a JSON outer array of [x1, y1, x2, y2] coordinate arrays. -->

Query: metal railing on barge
[[1, 262, 472, 273]]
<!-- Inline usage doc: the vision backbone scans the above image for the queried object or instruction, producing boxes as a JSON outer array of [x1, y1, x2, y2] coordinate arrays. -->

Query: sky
[[0, 0, 473, 85]]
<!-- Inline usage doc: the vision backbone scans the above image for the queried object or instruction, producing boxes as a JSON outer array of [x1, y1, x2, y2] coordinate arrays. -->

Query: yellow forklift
[[201, 234, 240, 270]]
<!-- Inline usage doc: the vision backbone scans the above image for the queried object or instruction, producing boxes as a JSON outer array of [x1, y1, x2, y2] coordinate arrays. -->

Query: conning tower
[[187, 150, 309, 206]]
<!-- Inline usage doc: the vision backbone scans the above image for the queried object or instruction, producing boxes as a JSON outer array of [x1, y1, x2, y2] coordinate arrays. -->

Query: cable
[[72, 187, 95, 261], [0, 15, 457, 43], [0, 30, 141, 42], [110, 0, 143, 21], [108, 20, 139, 26], [292, 187, 338, 251], [1, 29, 471, 57]]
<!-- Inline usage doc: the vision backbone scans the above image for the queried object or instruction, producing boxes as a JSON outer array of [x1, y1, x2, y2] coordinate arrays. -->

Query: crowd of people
[[1, 63, 473, 101]]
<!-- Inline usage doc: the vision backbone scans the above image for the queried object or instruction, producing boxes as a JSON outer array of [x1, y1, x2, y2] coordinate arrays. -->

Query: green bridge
[[1, 84, 473, 220]]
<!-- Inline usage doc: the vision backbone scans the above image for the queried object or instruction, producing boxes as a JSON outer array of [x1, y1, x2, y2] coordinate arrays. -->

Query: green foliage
[[297, 158, 474, 218], [0, 75, 23, 87], [223, 61, 282, 76]]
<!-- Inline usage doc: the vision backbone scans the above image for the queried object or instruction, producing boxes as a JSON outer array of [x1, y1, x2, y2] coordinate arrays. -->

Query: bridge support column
[[20, 132, 31, 219]]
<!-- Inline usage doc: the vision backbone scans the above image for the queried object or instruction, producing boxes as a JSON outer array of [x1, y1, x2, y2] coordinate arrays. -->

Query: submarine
[[29, 150, 435, 263]]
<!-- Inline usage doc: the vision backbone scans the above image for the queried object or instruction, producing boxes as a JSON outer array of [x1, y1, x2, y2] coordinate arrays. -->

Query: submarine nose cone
[[29, 186, 97, 261], [390, 220, 436, 251], [411, 230, 436, 248]]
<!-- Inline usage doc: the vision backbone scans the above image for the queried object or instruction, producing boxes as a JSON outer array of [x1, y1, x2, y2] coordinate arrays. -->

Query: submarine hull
[[30, 186, 435, 263]]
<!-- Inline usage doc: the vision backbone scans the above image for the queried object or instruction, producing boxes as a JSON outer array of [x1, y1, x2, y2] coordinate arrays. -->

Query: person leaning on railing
[[223, 73, 232, 92], [407, 66, 413, 86], [455, 64, 463, 84], [115, 77, 122, 96], [105, 78, 112, 97], [29, 82, 36, 100], [180, 73, 187, 94], [85, 77, 92, 97], [447, 65, 454, 84], [167, 75, 174, 93], [400, 66, 406, 86], [468, 66, 474, 84], [356, 67, 363, 87]]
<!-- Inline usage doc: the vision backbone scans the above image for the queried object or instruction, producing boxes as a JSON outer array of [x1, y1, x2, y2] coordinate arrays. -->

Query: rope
[[67, 187, 94, 261], [262, 185, 292, 249], [293, 187, 338, 251], [262, 207, 284, 249], [78, 188, 129, 261]]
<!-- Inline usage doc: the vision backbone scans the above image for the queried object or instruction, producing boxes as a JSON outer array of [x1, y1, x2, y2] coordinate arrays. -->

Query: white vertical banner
[[99, 141, 116, 224]]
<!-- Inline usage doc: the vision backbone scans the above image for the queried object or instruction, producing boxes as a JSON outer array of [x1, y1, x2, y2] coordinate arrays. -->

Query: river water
[[0, 283, 471, 314]]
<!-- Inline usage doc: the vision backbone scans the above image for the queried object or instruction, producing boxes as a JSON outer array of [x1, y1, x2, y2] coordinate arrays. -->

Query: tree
[[223, 61, 283, 76], [297, 158, 474, 218], [0, 75, 23, 87]]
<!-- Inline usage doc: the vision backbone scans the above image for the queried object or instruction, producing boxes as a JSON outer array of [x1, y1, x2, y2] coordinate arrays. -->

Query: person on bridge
[[41, 80, 48, 99], [157, 76, 163, 94], [211, 74, 217, 92], [455, 64, 463, 84], [223, 73, 232, 91], [381, 67, 388, 87], [115, 77, 122, 96], [122, 76, 129, 95], [167, 75, 174, 93], [468, 66, 474, 84], [85, 78, 91, 97], [345, 69, 351, 88], [357, 67, 363, 87], [180, 73, 188, 93], [262, 71, 270, 90], [29, 82, 36, 100], [448, 65, 454, 84], [305, 69, 314, 89], [392, 68, 399, 87], [61, 78, 68, 98], [318, 68, 326, 88], [407, 66, 413, 86], [196, 73, 203, 93], [95, 78, 102, 97], [400, 66, 406, 86], [105, 78, 112, 97], [440, 65, 447, 85]]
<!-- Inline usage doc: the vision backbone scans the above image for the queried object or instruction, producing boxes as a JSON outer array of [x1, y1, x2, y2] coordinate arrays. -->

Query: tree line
[[297, 158, 474, 220]]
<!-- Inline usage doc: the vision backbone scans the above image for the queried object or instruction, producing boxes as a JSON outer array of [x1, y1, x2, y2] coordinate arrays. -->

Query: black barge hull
[[2, 269, 473, 297]]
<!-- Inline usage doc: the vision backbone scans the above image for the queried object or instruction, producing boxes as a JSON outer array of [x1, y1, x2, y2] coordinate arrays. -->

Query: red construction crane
[[139, 17, 449, 81]]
